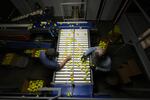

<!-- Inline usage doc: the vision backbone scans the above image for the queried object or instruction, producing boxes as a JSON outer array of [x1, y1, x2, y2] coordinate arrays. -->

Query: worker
[[39, 49, 71, 70], [81, 40, 111, 72]]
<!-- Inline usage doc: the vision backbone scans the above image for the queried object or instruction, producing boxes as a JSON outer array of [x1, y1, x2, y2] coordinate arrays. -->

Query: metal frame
[[0, 96, 150, 100], [0, 24, 30, 28], [56, 21, 93, 29], [138, 29, 150, 43], [60, 2, 87, 21], [119, 14, 150, 80], [0, 87, 61, 100], [0, 40, 53, 49], [11, 10, 43, 22], [88, 29, 93, 84], [52, 29, 61, 83], [96, 0, 103, 20], [133, 0, 150, 23], [53, 27, 93, 85], [51, 22, 93, 97], [97, 0, 107, 23], [113, 0, 129, 25]]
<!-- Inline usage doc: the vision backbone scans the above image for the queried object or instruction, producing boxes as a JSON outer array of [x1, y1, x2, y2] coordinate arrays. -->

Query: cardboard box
[[118, 64, 131, 84], [117, 59, 142, 84], [128, 59, 142, 76]]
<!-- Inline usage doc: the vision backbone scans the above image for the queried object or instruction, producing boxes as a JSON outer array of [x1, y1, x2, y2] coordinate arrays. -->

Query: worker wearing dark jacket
[[40, 49, 71, 70]]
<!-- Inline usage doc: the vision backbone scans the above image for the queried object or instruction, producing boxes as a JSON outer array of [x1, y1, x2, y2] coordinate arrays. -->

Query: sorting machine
[[51, 21, 93, 97]]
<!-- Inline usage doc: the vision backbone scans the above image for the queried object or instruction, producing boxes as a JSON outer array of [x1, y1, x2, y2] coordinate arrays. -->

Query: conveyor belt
[[54, 29, 91, 84]]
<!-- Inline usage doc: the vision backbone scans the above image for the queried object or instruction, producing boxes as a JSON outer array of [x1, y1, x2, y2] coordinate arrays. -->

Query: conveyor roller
[[53, 29, 91, 84]]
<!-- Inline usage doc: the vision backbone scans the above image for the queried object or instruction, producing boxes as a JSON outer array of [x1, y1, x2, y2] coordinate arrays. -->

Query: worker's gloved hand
[[81, 53, 87, 62]]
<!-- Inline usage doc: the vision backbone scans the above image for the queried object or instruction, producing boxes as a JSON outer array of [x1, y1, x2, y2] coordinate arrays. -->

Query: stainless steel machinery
[[51, 22, 93, 97], [54, 29, 91, 84]]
